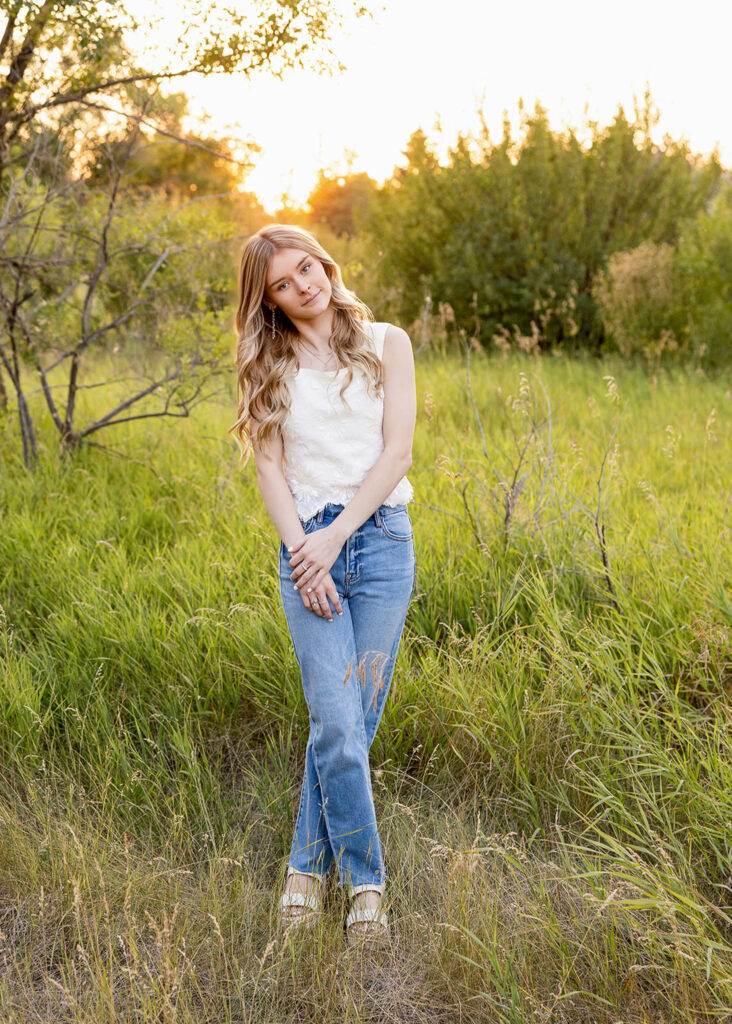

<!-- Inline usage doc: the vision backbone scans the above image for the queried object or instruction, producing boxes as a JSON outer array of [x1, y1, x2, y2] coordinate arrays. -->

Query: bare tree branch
[[77, 359, 209, 439], [0, 3, 24, 66], [0, 1, 58, 106], [76, 99, 251, 168], [37, 361, 64, 432]]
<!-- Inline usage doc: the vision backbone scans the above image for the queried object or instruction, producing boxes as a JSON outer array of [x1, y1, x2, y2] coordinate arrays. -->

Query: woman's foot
[[279, 867, 324, 928], [346, 886, 389, 945]]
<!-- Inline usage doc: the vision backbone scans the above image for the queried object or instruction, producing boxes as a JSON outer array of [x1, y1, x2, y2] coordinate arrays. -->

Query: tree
[[673, 177, 732, 366], [307, 169, 377, 236], [0, 1, 364, 181], [0, 0, 369, 464], [0, 111, 256, 464]]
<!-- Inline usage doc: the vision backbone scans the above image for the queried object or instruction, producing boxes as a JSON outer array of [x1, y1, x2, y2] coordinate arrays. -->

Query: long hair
[[230, 224, 382, 462]]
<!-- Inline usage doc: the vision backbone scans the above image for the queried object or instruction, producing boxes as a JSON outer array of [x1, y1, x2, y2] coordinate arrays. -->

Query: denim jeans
[[278, 502, 416, 890]]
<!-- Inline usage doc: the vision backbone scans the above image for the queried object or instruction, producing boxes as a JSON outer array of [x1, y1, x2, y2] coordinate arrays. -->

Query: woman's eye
[[302, 263, 311, 272], [277, 282, 288, 291]]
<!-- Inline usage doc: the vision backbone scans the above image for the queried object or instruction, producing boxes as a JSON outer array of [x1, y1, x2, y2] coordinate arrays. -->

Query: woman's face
[[264, 247, 332, 323]]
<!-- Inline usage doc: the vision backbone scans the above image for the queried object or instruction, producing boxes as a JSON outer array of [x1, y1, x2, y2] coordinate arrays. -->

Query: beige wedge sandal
[[345, 882, 390, 946], [279, 866, 324, 930]]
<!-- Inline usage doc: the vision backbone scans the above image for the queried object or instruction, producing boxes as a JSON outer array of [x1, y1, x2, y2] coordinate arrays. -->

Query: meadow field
[[1, 347, 730, 1023]]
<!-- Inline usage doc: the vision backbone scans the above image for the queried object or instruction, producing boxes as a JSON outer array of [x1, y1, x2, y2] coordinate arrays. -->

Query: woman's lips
[[303, 290, 320, 306]]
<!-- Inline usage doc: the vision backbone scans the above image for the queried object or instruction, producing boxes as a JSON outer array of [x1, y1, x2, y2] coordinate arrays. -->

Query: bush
[[593, 181, 732, 369], [361, 94, 722, 353], [592, 240, 682, 365], [675, 180, 732, 368]]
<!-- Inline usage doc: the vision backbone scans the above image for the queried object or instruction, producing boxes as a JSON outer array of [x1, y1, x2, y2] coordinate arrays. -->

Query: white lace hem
[[292, 477, 414, 522]]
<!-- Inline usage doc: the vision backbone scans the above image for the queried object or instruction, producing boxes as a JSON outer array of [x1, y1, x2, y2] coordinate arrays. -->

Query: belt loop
[[373, 506, 382, 527], [316, 507, 325, 525]]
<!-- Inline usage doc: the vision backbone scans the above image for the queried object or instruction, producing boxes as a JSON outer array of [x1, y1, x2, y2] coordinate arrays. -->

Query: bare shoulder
[[381, 323, 416, 403], [382, 323, 414, 361]]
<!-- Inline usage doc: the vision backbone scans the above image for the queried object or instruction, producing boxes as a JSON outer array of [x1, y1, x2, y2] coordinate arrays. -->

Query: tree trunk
[[17, 386, 37, 467], [1, 338, 38, 466]]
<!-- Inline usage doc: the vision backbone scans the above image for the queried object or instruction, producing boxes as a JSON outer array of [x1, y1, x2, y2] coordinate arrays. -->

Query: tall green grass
[[1, 350, 730, 1021]]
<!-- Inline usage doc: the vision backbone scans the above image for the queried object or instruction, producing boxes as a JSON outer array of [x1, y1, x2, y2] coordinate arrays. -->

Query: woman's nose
[[297, 277, 311, 293]]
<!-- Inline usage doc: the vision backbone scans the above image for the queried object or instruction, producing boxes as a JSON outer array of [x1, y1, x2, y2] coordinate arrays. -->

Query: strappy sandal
[[279, 866, 324, 930], [345, 883, 390, 946]]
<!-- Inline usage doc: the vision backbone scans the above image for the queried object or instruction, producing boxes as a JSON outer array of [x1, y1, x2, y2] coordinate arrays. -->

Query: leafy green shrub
[[361, 95, 721, 353], [675, 180, 732, 367], [593, 182, 732, 368]]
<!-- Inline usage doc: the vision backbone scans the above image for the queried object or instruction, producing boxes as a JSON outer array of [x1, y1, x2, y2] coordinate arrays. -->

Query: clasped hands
[[287, 524, 344, 621]]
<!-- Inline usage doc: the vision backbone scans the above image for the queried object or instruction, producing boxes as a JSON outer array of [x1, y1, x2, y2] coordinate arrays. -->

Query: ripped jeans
[[278, 502, 416, 891]]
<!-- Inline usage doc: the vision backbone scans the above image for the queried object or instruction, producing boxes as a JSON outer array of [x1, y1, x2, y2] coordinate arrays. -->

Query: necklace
[[298, 338, 338, 371]]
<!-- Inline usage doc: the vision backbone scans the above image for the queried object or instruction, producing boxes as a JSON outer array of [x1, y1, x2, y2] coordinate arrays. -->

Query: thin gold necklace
[[299, 339, 337, 370]]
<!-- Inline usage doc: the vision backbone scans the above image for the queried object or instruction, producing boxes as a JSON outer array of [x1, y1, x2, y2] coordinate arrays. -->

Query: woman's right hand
[[299, 570, 343, 621]]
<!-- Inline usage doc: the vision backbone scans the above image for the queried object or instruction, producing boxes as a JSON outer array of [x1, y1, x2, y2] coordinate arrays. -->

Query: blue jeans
[[278, 502, 416, 890]]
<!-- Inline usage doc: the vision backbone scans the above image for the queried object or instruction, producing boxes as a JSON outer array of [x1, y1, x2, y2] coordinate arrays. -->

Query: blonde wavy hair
[[230, 224, 382, 462]]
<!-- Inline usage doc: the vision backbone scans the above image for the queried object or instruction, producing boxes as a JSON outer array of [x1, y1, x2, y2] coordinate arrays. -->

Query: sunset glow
[[135, 0, 730, 213]]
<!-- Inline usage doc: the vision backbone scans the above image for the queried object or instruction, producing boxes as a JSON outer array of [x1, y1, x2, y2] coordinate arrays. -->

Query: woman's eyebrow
[[267, 255, 309, 289]]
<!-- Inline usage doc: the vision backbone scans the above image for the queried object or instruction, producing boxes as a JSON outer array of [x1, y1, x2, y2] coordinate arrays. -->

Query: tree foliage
[[85, 90, 256, 202], [592, 179, 732, 367], [307, 169, 377, 237], [674, 180, 732, 367]]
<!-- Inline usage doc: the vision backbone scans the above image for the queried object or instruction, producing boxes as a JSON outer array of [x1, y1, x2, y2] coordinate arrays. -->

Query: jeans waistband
[[304, 502, 408, 527]]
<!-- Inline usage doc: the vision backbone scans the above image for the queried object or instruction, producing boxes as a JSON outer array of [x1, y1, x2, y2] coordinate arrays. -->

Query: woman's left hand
[[288, 524, 344, 595]]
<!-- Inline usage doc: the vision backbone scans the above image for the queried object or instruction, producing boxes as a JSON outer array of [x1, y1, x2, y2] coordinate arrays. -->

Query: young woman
[[231, 224, 416, 944]]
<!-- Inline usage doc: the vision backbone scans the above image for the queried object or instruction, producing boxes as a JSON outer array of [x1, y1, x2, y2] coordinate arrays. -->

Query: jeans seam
[[379, 524, 413, 541], [309, 736, 343, 878], [290, 742, 330, 873], [355, 650, 384, 887], [290, 771, 310, 863], [281, 557, 332, 875], [366, 581, 414, 739], [307, 654, 382, 887], [376, 508, 412, 541], [279, 573, 303, 672]]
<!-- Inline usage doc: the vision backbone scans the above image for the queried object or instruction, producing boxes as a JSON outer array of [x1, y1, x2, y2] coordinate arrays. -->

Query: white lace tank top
[[281, 321, 414, 521]]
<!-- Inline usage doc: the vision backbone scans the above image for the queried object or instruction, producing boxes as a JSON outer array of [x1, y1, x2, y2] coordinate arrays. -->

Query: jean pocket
[[377, 507, 413, 541]]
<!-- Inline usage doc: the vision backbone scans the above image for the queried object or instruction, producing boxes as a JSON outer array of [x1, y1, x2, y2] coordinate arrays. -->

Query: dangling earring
[[269, 306, 276, 340]]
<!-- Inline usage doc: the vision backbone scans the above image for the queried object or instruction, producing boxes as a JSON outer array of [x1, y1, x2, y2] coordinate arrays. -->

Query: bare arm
[[249, 416, 308, 552], [331, 323, 416, 543]]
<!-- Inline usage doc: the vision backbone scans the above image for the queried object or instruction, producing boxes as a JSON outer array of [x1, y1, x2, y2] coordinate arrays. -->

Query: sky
[[133, 0, 731, 213]]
